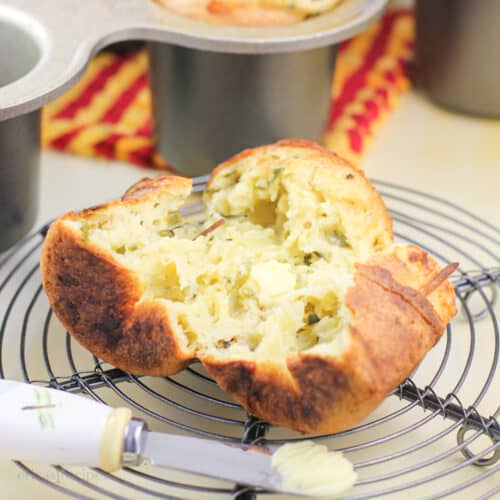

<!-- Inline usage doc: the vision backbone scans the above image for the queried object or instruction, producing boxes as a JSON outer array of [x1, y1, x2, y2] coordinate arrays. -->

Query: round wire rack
[[0, 177, 498, 499]]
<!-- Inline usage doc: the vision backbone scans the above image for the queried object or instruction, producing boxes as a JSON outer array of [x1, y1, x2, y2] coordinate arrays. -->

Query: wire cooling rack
[[0, 177, 498, 499]]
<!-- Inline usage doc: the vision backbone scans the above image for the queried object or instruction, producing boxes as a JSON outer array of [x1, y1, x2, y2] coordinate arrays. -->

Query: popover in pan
[[155, 0, 344, 26]]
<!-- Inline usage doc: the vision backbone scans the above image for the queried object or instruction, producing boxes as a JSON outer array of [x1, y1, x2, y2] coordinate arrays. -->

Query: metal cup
[[0, 16, 41, 251], [415, 0, 500, 117], [149, 43, 336, 176], [0, 112, 40, 252]]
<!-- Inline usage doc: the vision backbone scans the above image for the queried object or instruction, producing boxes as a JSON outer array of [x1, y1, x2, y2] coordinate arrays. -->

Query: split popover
[[41, 140, 457, 434]]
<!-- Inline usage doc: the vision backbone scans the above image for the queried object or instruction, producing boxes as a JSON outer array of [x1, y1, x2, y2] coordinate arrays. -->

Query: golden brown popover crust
[[40, 140, 457, 434], [40, 175, 193, 376], [40, 219, 192, 375]]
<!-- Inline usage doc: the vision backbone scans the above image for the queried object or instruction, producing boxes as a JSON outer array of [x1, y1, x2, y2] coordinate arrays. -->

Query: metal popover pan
[[0, 0, 388, 121]]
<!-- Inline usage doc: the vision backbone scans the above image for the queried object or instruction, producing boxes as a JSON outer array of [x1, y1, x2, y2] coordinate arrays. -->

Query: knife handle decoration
[[0, 379, 145, 472]]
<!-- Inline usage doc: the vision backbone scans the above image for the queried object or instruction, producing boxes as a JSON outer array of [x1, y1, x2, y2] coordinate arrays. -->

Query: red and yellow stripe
[[324, 9, 413, 165], [42, 9, 414, 170]]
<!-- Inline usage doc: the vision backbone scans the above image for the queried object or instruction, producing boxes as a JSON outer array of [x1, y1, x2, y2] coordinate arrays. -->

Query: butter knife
[[0, 379, 304, 496]]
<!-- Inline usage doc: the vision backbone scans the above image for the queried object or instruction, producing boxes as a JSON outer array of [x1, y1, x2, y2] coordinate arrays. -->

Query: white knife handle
[[0, 379, 134, 472]]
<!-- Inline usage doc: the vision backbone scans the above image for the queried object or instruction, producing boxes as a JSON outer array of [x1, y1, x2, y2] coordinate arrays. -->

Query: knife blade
[[141, 431, 302, 494]]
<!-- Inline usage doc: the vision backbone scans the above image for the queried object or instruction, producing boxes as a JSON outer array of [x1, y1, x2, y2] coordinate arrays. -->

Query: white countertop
[[0, 91, 499, 499]]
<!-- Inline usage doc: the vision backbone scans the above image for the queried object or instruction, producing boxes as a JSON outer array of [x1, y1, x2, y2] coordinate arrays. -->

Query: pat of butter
[[272, 441, 357, 498], [249, 261, 296, 296]]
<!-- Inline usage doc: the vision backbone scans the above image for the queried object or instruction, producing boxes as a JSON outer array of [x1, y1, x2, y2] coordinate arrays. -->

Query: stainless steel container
[[0, 16, 41, 251], [149, 44, 336, 175], [415, 0, 500, 117], [0, 112, 40, 252]]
